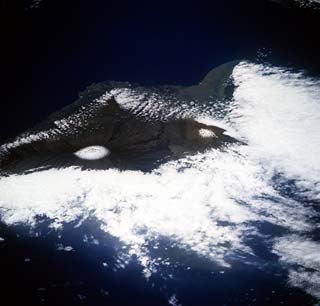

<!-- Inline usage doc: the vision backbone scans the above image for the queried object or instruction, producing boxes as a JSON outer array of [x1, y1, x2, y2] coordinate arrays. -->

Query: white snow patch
[[198, 129, 217, 138], [74, 146, 110, 160], [0, 61, 320, 300], [0, 148, 315, 270], [0, 93, 112, 156]]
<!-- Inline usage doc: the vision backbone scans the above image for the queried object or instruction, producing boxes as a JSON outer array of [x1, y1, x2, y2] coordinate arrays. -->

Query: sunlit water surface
[[0, 62, 319, 305]]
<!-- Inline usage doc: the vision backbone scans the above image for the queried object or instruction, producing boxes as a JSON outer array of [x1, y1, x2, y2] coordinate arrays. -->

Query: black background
[[1, 0, 320, 142]]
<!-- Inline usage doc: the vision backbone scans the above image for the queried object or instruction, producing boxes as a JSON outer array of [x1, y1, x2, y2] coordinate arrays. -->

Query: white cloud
[[273, 236, 320, 298], [231, 62, 320, 200], [0, 61, 319, 300]]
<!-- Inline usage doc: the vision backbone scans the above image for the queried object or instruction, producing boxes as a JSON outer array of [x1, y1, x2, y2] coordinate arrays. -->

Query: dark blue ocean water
[[0, 216, 317, 306], [1, 0, 320, 141], [1, 1, 320, 305]]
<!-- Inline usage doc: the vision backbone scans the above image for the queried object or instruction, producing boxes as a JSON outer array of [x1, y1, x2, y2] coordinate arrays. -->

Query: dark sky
[[1, 0, 320, 141]]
